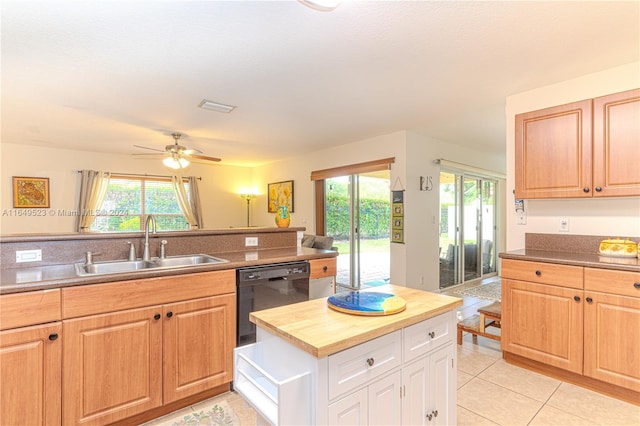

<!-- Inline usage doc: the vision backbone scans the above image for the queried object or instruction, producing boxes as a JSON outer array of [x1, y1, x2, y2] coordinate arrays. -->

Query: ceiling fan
[[133, 132, 221, 169]]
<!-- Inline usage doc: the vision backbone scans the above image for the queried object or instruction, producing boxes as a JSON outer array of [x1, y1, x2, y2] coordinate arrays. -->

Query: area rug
[[169, 400, 239, 426], [455, 281, 502, 302]]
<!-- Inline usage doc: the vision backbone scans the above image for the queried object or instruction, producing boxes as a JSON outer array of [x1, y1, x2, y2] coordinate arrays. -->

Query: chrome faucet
[[142, 214, 157, 261]]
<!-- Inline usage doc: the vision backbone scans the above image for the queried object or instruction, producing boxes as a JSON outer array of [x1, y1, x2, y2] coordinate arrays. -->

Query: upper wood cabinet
[[515, 88, 640, 199]]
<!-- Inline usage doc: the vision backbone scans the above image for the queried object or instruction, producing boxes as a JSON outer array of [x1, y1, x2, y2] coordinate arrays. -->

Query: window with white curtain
[[89, 176, 190, 232]]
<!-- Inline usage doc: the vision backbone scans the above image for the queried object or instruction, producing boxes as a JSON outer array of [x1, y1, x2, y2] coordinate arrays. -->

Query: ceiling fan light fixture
[[198, 99, 236, 113], [163, 156, 190, 170], [299, 0, 342, 11]]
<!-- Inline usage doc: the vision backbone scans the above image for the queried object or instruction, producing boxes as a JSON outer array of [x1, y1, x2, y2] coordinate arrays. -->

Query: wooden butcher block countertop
[[249, 284, 463, 358]]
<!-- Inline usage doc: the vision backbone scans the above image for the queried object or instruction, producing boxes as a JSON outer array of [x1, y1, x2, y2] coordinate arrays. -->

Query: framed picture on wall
[[267, 180, 294, 213], [12, 176, 50, 208]]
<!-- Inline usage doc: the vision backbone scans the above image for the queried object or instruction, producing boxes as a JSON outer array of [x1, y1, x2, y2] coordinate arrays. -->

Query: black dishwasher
[[236, 261, 310, 346]]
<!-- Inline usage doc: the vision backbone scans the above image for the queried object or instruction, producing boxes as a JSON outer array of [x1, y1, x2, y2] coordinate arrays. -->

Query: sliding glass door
[[325, 171, 390, 290], [439, 171, 496, 289]]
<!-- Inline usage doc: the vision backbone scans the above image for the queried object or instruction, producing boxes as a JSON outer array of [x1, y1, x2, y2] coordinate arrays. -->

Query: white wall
[[505, 62, 640, 250], [0, 143, 253, 234]]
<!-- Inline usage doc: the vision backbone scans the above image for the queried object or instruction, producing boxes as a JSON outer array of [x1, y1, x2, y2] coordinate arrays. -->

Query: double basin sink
[[75, 254, 229, 277]]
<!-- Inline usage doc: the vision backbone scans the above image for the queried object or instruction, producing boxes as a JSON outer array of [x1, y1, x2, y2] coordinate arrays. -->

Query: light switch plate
[[517, 211, 527, 225], [16, 249, 42, 263]]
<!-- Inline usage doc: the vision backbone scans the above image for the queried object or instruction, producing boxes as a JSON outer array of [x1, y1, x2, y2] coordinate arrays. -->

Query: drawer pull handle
[[634, 282, 640, 289], [426, 412, 433, 421], [48, 333, 59, 341], [535, 270, 542, 276], [433, 410, 438, 418], [428, 331, 435, 339], [154, 313, 161, 320], [586, 297, 593, 303], [583, 187, 590, 193], [166, 311, 174, 318], [595, 186, 602, 192], [323, 266, 328, 272], [366, 357, 375, 367], [573, 296, 580, 302]]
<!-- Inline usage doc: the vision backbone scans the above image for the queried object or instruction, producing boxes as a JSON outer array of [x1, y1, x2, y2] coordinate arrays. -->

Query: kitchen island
[[234, 284, 463, 425]]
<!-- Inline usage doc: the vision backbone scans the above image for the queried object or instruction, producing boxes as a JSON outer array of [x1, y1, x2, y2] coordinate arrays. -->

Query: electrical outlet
[[245, 237, 258, 247], [517, 211, 527, 225], [16, 249, 42, 263], [559, 217, 569, 232]]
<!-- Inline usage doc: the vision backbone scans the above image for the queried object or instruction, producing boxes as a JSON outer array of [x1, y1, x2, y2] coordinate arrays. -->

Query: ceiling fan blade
[[132, 153, 164, 157], [190, 154, 222, 162], [134, 144, 165, 153]]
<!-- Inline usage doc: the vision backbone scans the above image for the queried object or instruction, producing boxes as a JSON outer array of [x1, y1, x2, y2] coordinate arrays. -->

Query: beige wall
[[505, 62, 640, 251], [0, 143, 254, 234]]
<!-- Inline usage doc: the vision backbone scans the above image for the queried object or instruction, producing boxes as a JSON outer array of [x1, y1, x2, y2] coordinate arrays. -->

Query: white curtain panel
[[76, 170, 111, 232]]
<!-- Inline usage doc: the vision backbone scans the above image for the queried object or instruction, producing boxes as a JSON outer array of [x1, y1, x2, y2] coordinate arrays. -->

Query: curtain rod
[[433, 159, 506, 179], [75, 171, 201, 180]]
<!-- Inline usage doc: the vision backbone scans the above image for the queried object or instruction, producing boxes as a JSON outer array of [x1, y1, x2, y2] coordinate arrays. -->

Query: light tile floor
[[449, 278, 640, 426], [145, 279, 640, 425]]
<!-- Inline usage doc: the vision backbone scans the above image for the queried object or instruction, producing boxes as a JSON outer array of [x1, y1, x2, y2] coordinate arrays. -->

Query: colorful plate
[[327, 291, 407, 316]]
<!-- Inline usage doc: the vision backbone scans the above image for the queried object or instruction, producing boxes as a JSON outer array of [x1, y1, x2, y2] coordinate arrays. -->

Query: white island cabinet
[[233, 284, 462, 425]]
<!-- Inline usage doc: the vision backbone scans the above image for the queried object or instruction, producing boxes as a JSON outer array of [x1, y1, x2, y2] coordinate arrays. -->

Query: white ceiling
[[2, 1, 639, 167]]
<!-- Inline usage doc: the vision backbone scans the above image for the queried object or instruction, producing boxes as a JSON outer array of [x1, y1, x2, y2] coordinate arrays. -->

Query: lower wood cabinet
[[502, 259, 640, 401], [63, 307, 164, 426], [63, 293, 235, 426], [0, 322, 62, 426], [502, 278, 583, 374]]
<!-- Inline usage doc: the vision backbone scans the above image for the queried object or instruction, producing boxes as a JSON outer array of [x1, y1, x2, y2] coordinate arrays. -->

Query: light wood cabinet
[[0, 289, 62, 426], [163, 294, 235, 403], [503, 259, 640, 402], [0, 322, 62, 426], [63, 307, 163, 426], [310, 257, 337, 279], [515, 88, 640, 199], [62, 270, 236, 425], [584, 268, 640, 392], [502, 277, 583, 374]]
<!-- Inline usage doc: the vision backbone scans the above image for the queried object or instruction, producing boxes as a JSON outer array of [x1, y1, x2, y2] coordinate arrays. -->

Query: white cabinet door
[[402, 344, 455, 426], [368, 371, 402, 426], [429, 344, 455, 426], [328, 388, 368, 426], [402, 357, 429, 426]]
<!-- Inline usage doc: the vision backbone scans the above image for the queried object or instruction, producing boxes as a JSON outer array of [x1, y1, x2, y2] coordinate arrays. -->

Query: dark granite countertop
[[499, 249, 640, 273], [0, 247, 338, 295]]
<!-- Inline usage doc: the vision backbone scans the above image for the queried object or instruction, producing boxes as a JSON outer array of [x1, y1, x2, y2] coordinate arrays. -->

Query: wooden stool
[[456, 302, 502, 345], [477, 302, 501, 333]]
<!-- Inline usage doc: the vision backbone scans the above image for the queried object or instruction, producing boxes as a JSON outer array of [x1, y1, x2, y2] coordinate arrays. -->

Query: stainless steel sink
[[75, 259, 156, 276], [74, 254, 228, 276], [152, 254, 229, 268]]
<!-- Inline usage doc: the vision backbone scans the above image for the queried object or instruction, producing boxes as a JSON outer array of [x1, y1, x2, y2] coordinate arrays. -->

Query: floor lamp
[[240, 194, 256, 227]]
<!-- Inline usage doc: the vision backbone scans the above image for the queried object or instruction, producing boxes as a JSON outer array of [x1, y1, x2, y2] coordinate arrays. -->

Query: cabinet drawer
[[0, 289, 61, 330], [502, 259, 583, 289], [62, 269, 235, 318], [403, 311, 453, 363], [310, 258, 337, 279], [328, 330, 401, 400], [585, 268, 640, 298]]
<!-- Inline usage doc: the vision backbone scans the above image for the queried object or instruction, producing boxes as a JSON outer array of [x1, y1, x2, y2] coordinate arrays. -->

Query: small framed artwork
[[268, 180, 294, 213], [393, 217, 404, 230], [13, 177, 50, 208], [392, 203, 404, 216], [392, 229, 404, 244]]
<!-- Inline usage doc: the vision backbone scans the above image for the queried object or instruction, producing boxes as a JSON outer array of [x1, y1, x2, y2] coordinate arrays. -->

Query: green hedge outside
[[326, 195, 390, 239]]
